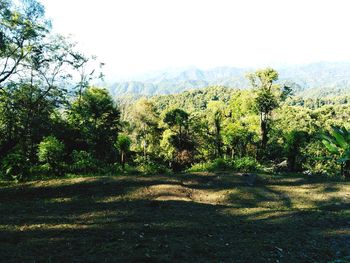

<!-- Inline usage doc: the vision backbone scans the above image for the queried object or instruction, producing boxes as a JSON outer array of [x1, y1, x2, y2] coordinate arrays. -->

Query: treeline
[[121, 76, 350, 176], [0, 0, 109, 179], [1, 0, 349, 180]]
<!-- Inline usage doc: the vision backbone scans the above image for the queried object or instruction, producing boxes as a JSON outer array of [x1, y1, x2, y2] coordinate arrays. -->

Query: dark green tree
[[68, 87, 121, 163], [115, 134, 131, 170], [163, 108, 196, 170]]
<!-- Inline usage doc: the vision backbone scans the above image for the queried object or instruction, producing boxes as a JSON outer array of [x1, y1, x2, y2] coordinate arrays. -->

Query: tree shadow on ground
[[0, 174, 349, 263]]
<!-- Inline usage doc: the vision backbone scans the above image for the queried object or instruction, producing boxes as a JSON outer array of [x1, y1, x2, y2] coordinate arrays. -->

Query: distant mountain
[[108, 62, 350, 98]]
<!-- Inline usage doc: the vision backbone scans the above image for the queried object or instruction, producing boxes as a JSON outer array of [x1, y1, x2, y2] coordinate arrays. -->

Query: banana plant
[[321, 126, 350, 177]]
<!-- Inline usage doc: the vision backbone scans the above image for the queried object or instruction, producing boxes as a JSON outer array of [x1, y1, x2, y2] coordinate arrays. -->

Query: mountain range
[[107, 62, 350, 98]]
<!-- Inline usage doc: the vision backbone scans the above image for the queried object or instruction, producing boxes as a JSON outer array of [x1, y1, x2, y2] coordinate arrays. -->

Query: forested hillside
[[118, 70, 350, 177], [1, 0, 349, 181], [109, 62, 350, 98]]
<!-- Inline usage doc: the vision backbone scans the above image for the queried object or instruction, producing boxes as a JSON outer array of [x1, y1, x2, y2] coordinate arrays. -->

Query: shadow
[[0, 174, 349, 262], [0, 176, 182, 201]]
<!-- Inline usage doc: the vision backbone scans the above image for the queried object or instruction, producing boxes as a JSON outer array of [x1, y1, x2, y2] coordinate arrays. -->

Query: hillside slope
[[109, 62, 350, 98]]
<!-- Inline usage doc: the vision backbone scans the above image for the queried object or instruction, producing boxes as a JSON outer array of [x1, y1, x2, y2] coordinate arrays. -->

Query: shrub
[[71, 150, 98, 173], [302, 140, 340, 177], [38, 136, 65, 175], [135, 156, 170, 174], [232, 157, 260, 172], [187, 158, 231, 172], [187, 157, 260, 173], [137, 162, 170, 174], [187, 162, 214, 172], [1, 149, 29, 180]]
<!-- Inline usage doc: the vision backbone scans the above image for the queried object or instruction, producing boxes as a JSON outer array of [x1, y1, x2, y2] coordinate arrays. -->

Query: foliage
[[115, 134, 131, 169], [68, 87, 121, 162], [135, 156, 170, 174], [321, 126, 350, 177], [1, 148, 28, 180], [188, 157, 260, 173], [0, 32, 349, 183], [188, 158, 230, 172], [37, 136, 65, 175], [232, 157, 261, 172], [284, 130, 309, 171], [127, 98, 162, 159], [163, 108, 196, 171], [246, 68, 291, 157], [71, 150, 97, 173]]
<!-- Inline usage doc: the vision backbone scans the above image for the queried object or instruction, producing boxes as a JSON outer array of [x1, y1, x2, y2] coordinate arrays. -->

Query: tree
[[68, 87, 121, 162], [163, 108, 192, 152], [246, 68, 292, 157], [163, 108, 196, 170], [207, 101, 225, 158], [129, 98, 162, 159], [115, 134, 131, 170], [0, 83, 57, 162], [321, 126, 350, 177], [224, 90, 260, 159], [38, 135, 65, 174], [0, 0, 94, 167], [0, 0, 50, 86], [284, 130, 309, 171]]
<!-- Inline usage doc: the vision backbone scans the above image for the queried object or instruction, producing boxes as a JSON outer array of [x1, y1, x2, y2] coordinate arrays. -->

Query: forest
[[0, 0, 349, 180], [0, 0, 349, 262]]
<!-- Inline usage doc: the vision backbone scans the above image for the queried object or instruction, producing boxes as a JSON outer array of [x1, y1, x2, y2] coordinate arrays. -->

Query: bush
[[38, 136, 65, 175], [232, 157, 260, 172], [188, 158, 230, 172], [137, 162, 170, 174], [188, 157, 260, 173], [135, 156, 170, 174], [71, 150, 98, 173], [302, 140, 340, 177], [187, 162, 214, 172], [1, 149, 29, 180]]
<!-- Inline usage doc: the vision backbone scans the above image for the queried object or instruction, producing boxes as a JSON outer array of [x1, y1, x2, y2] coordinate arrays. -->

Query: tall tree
[[129, 98, 162, 159], [0, 0, 50, 86], [246, 68, 292, 156], [207, 101, 225, 158], [0, 0, 93, 161], [163, 108, 196, 170], [68, 87, 121, 162]]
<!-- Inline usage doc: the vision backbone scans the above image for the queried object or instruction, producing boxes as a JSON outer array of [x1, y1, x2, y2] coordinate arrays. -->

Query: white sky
[[40, 0, 350, 81]]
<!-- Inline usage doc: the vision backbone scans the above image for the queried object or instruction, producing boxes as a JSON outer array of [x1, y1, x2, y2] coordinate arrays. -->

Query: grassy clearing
[[0, 172, 349, 262]]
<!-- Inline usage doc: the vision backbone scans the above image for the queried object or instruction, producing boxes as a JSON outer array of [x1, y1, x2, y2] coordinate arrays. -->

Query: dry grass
[[0, 172, 349, 262]]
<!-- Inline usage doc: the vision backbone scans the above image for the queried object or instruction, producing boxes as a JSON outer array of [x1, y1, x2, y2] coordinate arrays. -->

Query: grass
[[0, 172, 349, 262]]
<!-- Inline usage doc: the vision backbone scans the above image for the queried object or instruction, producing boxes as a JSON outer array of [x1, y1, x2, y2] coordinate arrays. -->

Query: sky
[[40, 0, 350, 81]]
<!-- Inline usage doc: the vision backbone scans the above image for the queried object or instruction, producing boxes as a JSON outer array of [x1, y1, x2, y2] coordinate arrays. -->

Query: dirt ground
[[0, 172, 349, 262]]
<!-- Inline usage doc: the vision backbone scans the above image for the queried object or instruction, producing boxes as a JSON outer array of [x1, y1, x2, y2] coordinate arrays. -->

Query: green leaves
[[321, 139, 339, 154], [321, 126, 350, 169]]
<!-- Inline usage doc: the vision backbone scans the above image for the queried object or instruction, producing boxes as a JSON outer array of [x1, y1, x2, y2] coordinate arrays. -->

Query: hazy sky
[[40, 0, 350, 81]]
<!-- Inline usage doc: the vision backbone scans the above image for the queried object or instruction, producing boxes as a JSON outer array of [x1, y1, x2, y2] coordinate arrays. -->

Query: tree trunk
[[261, 119, 268, 151], [121, 151, 125, 170], [215, 118, 222, 158], [344, 160, 350, 178], [259, 113, 268, 160]]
